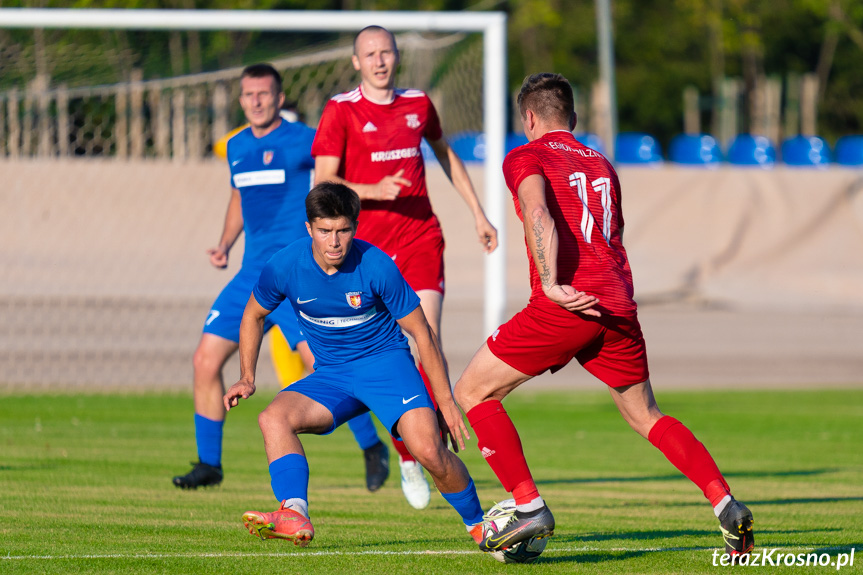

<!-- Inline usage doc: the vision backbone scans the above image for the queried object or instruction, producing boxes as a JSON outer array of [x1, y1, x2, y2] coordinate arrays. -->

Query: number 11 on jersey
[[568, 171, 612, 246]]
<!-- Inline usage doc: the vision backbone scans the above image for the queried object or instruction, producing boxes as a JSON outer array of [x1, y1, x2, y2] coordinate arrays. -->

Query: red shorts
[[390, 232, 446, 294], [487, 298, 649, 387]]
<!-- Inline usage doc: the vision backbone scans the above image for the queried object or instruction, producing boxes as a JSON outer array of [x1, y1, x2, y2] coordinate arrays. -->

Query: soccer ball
[[482, 499, 548, 564]]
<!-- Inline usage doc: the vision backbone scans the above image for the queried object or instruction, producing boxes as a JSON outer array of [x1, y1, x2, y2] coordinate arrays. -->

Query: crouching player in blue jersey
[[223, 182, 486, 547], [172, 63, 391, 494]]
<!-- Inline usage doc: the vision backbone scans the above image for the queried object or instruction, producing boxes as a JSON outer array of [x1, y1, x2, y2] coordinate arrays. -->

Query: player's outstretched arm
[[313, 155, 410, 201], [396, 306, 470, 452], [518, 174, 601, 317], [428, 136, 498, 253], [223, 294, 270, 411], [208, 187, 244, 269]]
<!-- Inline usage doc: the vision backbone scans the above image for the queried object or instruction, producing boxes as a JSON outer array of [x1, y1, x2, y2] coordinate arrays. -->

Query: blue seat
[[669, 134, 722, 165], [574, 132, 605, 155], [420, 139, 436, 162], [726, 134, 776, 167], [781, 135, 831, 167], [782, 136, 830, 167], [834, 135, 863, 166], [449, 131, 485, 163], [615, 132, 662, 164], [506, 132, 528, 153]]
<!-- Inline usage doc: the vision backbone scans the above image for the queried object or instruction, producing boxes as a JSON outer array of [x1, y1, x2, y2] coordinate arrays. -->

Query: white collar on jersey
[[359, 84, 396, 105]]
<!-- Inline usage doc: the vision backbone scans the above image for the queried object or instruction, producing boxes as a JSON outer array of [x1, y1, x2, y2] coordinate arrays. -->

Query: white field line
[[1, 546, 852, 560]]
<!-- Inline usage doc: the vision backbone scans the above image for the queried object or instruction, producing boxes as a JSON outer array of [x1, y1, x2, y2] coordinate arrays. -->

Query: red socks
[[391, 435, 415, 462], [467, 400, 539, 505], [648, 416, 731, 505], [466, 406, 729, 507]]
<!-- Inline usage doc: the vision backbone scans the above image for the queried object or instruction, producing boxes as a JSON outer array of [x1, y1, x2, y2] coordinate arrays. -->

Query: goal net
[[0, 28, 483, 159], [0, 9, 507, 388]]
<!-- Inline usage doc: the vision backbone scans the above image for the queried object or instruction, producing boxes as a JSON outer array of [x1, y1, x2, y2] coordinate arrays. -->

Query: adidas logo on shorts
[[481, 447, 496, 459]]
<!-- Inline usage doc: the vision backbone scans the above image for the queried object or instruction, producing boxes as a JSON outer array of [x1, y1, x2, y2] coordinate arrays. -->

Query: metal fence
[[0, 32, 483, 160]]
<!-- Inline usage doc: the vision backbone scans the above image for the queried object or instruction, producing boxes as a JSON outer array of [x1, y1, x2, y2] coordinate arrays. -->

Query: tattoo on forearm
[[532, 216, 552, 288]]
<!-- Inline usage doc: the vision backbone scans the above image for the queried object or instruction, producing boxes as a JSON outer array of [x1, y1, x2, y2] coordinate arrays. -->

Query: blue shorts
[[203, 267, 304, 349], [284, 348, 435, 438]]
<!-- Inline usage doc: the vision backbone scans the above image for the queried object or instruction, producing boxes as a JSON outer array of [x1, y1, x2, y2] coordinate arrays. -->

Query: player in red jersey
[[453, 73, 754, 558], [312, 25, 498, 510]]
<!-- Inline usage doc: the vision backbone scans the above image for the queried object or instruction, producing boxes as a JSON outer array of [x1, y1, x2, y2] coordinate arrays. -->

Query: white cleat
[[399, 459, 431, 510]]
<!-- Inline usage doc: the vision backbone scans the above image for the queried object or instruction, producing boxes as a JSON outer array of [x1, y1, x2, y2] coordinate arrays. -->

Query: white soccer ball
[[482, 499, 548, 564]]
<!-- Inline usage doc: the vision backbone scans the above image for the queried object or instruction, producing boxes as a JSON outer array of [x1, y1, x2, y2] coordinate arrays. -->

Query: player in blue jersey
[[172, 64, 389, 492], [223, 182, 486, 547]]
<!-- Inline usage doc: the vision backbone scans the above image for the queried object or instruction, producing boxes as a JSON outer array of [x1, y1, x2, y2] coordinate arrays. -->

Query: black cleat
[[718, 498, 754, 556], [172, 461, 223, 489], [479, 504, 555, 552], [363, 441, 390, 492]]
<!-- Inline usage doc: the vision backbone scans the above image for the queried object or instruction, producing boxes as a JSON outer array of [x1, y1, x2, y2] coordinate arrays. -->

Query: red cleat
[[242, 501, 314, 546]]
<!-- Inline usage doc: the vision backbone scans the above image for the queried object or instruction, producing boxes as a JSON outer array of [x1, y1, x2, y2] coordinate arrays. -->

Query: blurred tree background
[[0, 0, 861, 147]]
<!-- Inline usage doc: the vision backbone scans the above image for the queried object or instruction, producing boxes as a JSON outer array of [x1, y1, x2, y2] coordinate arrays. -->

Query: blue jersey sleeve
[[225, 129, 246, 189], [298, 124, 317, 170], [370, 248, 421, 320], [253, 260, 288, 312]]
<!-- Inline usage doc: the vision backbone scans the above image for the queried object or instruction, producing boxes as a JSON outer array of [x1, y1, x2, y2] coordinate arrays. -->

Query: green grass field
[[1, 388, 861, 574]]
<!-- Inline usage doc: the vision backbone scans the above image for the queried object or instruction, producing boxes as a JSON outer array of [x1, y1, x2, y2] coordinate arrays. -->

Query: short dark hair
[[306, 182, 361, 226], [353, 25, 398, 55], [517, 73, 575, 127], [240, 63, 282, 94]]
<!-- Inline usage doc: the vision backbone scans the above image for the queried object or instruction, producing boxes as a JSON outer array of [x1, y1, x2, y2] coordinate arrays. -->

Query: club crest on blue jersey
[[263, 150, 274, 165], [346, 291, 362, 309]]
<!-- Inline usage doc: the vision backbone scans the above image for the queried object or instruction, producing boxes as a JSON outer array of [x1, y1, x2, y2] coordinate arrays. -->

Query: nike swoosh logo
[[402, 394, 421, 404], [486, 521, 535, 548], [231, 159, 242, 166], [296, 297, 317, 304]]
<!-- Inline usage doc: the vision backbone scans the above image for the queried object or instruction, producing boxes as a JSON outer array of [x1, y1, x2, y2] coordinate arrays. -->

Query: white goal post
[[0, 7, 508, 336]]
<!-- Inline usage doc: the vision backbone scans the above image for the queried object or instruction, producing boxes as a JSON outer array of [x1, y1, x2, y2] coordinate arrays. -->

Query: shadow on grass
[[539, 550, 654, 564], [534, 468, 840, 486], [560, 529, 713, 543], [0, 463, 59, 471], [555, 527, 840, 545], [749, 496, 863, 506]]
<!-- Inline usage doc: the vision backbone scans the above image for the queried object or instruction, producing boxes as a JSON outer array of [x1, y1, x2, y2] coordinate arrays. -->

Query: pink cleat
[[242, 501, 314, 547]]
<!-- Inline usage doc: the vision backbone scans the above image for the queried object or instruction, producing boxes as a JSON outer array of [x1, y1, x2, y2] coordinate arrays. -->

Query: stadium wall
[[2, 160, 863, 388]]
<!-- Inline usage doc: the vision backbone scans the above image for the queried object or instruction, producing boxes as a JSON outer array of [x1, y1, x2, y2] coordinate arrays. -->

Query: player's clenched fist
[[207, 245, 229, 268]]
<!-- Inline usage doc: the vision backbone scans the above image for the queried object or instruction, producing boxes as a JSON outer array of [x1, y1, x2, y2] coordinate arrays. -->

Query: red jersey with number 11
[[503, 130, 637, 316], [312, 85, 443, 254]]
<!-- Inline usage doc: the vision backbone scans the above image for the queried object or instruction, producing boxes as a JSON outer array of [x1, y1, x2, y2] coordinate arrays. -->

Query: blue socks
[[347, 412, 382, 451], [269, 453, 310, 503], [194, 413, 224, 467], [440, 478, 484, 526]]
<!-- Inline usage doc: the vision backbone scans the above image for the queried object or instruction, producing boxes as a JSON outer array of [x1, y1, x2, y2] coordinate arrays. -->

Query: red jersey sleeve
[[423, 97, 443, 142], [503, 146, 544, 198], [610, 164, 625, 230], [311, 100, 346, 159]]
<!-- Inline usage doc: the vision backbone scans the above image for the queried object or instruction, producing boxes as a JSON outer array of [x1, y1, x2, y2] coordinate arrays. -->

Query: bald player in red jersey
[[454, 73, 754, 558], [313, 25, 498, 510]]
